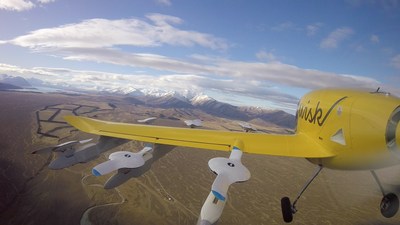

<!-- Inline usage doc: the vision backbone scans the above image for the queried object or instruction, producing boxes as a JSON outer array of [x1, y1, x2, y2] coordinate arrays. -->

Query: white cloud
[[320, 27, 354, 49], [55, 48, 382, 90], [0, 63, 60, 77], [212, 60, 381, 90], [0, 0, 34, 11], [391, 54, 400, 69], [7, 15, 229, 50], [1, 38, 384, 92], [45, 44, 387, 91], [61, 48, 210, 75], [0, 0, 54, 11], [306, 23, 323, 36], [370, 34, 380, 43]]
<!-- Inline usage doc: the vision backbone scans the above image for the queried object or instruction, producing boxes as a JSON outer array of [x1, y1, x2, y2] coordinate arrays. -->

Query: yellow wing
[[64, 116, 336, 158]]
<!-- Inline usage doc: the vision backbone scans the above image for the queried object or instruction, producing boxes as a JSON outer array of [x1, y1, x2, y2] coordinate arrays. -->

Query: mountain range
[[125, 91, 295, 128], [0, 75, 295, 128]]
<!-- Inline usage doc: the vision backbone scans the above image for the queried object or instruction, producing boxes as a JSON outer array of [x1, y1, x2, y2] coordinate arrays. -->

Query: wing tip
[[63, 115, 95, 133], [63, 115, 77, 124]]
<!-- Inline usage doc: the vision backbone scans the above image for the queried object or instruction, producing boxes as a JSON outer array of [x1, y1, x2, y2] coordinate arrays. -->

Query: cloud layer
[[0, 63, 300, 107], [1, 16, 381, 90], [9, 14, 228, 50], [1, 14, 397, 111]]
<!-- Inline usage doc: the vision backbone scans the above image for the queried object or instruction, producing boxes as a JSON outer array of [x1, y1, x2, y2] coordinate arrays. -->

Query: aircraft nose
[[397, 121, 400, 148], [386, 107, 400, 156], [394, 108, 400, 151]]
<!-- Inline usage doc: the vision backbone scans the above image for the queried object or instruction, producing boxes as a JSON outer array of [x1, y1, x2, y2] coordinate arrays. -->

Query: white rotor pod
[[92, 146, 153, 176], [198, 145, 250, 224], [197, 191, 226, 225], [208, 146, 250, 201]]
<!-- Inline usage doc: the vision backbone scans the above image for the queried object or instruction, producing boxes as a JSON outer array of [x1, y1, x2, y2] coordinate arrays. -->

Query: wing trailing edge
[[64, 116, 336, 158]]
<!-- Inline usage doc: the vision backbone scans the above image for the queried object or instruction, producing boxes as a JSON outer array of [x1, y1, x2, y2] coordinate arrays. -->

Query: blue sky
[[0, 0, 399, 113]]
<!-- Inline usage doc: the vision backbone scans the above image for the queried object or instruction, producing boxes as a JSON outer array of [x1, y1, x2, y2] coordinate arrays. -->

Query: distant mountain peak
[[190, 94, 216, 105], [0, 75, 32, 87]]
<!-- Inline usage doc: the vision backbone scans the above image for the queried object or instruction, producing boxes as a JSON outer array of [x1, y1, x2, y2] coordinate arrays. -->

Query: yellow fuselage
[[299, 89, 400, 170]]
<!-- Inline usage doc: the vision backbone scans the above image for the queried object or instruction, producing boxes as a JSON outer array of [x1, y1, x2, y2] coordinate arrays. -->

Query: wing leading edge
[[64, 116, 336, 158]]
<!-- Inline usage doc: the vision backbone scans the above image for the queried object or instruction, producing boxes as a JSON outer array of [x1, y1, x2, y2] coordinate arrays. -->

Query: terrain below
[[1, 91, 400, 225]]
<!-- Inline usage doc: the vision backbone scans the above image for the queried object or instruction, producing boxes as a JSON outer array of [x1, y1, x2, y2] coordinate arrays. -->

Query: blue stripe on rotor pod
[[232, 146, 240, 151], [92, 168, 102, 176], [212, 190, 226, 201]]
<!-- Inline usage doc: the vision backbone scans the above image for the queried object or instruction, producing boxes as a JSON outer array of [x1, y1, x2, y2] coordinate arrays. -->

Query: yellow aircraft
[[62, 88, 400, 224]]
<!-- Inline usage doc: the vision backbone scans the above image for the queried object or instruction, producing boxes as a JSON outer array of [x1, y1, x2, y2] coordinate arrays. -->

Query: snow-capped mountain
[[190, 94, 215, 105], [141, 93, 193, 108], [135, 89, 197, 101], [190, 94, 246, 120], [73, 82, 296, 128]]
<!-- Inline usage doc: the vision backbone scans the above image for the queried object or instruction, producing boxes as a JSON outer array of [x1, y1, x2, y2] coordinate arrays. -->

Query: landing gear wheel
[[281, 197, 293, 223], [380, 193, 399, 218]]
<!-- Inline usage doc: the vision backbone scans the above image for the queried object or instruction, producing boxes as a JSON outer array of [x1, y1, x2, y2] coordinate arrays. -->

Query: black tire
[[281, 197, 293, 223], [380, 193, 399, 218]]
